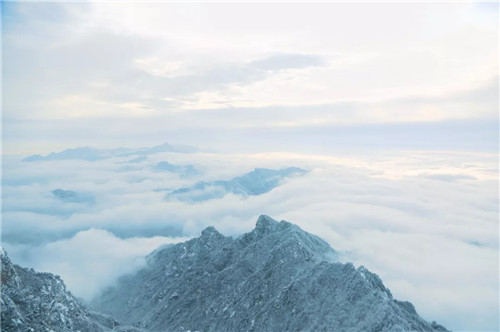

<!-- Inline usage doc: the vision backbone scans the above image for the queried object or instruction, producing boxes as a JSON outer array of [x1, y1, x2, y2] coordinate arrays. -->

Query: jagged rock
[[94, 215, 449, 332], [0, 248, 142, 332]]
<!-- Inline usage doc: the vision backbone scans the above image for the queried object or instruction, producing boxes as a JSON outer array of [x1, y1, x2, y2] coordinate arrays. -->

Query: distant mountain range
[[167, 167, 307, 202], [154, 161, 200, 178], [52, 188, 96, 204], [22, 143, 198, 162], [1, 216, 450, 332]]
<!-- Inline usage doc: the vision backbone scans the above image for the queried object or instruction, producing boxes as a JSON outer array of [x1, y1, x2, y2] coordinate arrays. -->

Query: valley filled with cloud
[[2, 145, 498, 331]]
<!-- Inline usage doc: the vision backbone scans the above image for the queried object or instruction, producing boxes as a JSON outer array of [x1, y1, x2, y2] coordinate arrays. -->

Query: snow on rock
[[0, 249, 143, 332], [94, 215, 449, 332]]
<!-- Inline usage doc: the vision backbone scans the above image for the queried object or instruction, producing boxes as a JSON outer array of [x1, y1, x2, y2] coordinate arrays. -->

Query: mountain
[[0, 248, 142, 332], [127, 156, 148, 164], [167, 167, 307, 202], [22, 143, 198, 162], [52, 188, 96, 204], [154, 161, 200, 177], [94, 215, 449, 332], [23, 146, 104, 162]]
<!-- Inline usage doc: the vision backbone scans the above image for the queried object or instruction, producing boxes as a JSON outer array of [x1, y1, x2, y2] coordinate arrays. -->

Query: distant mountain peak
[[167, 167, 308, 203]]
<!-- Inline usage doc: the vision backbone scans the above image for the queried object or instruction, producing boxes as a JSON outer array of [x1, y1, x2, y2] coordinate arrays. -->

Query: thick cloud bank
[[2, 148, 498, 331], [5, 228, 188, 301]]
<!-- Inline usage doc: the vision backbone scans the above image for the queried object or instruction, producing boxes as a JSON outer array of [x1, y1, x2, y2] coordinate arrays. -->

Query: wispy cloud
[[4, 229, 189, 301], [3, 2, 497, 152]]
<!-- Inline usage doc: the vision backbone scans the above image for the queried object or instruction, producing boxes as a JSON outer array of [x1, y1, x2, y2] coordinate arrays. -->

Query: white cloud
[[342, 231, 498, 331], [134, 57, 190, 78], [4, 229, 189, 302], [2, 149, 498, 330], [3, 2, 497, 144]]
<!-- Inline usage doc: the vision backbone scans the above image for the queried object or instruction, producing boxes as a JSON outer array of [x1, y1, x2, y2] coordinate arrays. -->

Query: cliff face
[[94, 215, 450, 332], [0, 248, 142, 332]]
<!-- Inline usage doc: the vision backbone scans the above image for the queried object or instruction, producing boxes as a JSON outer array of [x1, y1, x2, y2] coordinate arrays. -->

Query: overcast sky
[[3, 1, 498, 154]]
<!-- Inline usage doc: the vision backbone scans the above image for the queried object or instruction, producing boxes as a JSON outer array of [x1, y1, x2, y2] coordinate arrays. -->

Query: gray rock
[[0, 248, 142, 332], [94, 215, 450, 332]]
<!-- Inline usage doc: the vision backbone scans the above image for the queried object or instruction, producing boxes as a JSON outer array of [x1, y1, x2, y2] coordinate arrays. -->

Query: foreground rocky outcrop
[[94, 215, 450, 332], [0, 248, 142, 332]]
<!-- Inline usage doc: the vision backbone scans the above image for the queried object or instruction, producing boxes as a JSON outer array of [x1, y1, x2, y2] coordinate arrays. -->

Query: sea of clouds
[[2, 146, 498, 331]]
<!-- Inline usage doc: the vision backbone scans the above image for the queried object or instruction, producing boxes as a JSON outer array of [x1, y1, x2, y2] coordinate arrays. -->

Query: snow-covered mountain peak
[[255, 214, 280, 232], [94, 216, 449, 332], [200, 226, 224, 240]]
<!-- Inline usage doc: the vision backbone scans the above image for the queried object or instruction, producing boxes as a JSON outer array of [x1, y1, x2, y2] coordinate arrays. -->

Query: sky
[[1, 2, 499, 332], [2, 1, 498, 154]]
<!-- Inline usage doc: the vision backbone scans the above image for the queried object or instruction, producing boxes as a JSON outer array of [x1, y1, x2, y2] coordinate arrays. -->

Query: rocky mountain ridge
[[0, 248, 142, 332], [94, 215, 450, 332]]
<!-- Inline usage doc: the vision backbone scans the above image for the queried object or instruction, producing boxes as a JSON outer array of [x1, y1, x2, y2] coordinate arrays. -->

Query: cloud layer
[[5, 229, 188, 301], [2, 148, 498, 331]]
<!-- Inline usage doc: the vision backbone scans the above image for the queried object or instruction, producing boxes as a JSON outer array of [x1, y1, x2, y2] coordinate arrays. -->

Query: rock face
[[0, 248, 142, 332], [94, 215, 449, 332]]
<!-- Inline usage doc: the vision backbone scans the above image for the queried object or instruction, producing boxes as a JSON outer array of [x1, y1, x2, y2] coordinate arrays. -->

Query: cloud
[[3, 2, 497, 153], [22, 142, 198, 162], [51, 188, 96, 204], [167, 167, 307, 202], [341, 230, 498, 331], [418, 173, 478, 182], [2, 149, 498, 331], [3, 228, 189, 301], [248, 53, 325, 71], [1, 2, 498, 331], [5, 8, 330, 121], [126, 156, 148, 164], [154, 161, 200, 178]]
